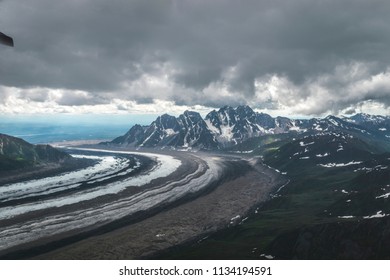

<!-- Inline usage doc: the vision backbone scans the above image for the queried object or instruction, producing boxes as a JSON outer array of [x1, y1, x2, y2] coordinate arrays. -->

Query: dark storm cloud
[[1, 0, 390, 114], [0, 0, 170, 91]]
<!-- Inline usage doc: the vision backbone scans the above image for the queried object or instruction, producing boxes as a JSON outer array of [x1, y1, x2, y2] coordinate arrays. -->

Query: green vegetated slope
[[0, 133, 71, 172], [158, 132, 390, 259]]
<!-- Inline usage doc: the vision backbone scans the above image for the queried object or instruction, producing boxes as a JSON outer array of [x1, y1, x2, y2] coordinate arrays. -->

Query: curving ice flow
[[0, 148, 223, 251], [0, 155, 137, 203], [0, 149, 181, 220]]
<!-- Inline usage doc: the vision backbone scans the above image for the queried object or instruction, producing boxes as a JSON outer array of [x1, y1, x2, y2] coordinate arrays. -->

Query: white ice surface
[[318, 161, 362, 168], [316, 153, 329, 157], [0, 148, 223, 251], [0, 155, 136, 203], [376, 192, 390, 199], [299, 141, 315, 147], [0, 149, 181, 220], [363, 211, 389, 219], [205, 119, 220, 134]]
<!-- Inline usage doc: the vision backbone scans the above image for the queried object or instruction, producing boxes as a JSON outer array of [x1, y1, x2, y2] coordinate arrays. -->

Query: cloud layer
[[1, 0, 390, 116]]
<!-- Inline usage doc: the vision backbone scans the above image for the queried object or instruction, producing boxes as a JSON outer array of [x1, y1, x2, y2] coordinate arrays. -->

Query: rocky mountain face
[[110, 106, 390, 150], [345, 113, 390, 137], [204, 106, 292, 145], [0, 133, 71, 171], [112, 111, 219, 149]]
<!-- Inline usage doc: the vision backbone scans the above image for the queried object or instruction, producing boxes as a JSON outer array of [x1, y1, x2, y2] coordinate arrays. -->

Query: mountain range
[[1, 107, 390, 259], [147, 107, 390, 259], [109, 105, 390, 150]]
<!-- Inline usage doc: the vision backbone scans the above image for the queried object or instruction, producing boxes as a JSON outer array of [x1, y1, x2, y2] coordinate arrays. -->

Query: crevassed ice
[[0, 155, 132, 202], [0, 153, 221, 251], [0, 149, 181, 220]]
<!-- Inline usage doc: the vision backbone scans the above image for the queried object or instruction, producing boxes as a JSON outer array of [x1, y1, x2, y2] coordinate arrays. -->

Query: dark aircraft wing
[[0, 32, 14, 47]]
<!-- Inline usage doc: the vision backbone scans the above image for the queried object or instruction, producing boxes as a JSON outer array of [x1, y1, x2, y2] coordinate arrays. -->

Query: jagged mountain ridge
[[112, 111, 219, 149], [344, 113, 390, 137], [204, 106, 302, 145], [110, 106, 390, 149]]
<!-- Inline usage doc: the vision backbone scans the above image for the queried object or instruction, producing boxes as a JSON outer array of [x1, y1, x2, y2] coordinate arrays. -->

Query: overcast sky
[[1, 0, 390, 117]]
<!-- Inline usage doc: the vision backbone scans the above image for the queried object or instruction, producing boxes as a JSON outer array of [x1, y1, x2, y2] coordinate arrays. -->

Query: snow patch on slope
[[318, 161, 362, 168]]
